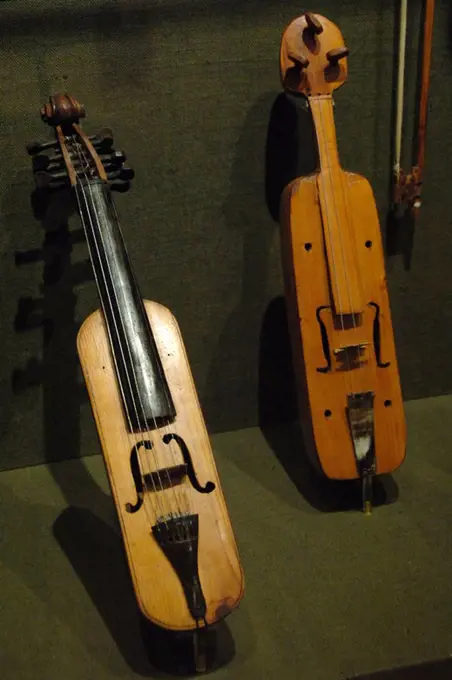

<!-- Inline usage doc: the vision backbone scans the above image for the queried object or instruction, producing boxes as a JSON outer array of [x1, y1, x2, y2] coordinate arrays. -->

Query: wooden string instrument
[[28, 94, 244, 668], [279, 14, 407, 512], [392, 0, 435, 218]]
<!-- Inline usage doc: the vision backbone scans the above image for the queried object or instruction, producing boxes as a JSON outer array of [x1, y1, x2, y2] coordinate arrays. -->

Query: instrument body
[[78, 301, 243, 629], [279, 15, 406, 484], [30, 94, 243, 633]]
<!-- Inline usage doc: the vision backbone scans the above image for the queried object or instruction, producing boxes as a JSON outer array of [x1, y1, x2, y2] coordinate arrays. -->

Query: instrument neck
[[78, 178, 136, 312], [308, 94, 364, 315], [309, 95, 341, 173], [75, 178, 175, 430]]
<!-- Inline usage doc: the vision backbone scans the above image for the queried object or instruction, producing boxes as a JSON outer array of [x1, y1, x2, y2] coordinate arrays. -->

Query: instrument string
[[74, 178, 177, 534], [104, 163, 197, 540], [110, 189, 197, 538], [328, 96, 365, 344], [71, 133, 195, 541], [316, 96, 360, 380], [311, 95, 355, 395], [71, 145, 164, 512], [68, 134, 180, 533]]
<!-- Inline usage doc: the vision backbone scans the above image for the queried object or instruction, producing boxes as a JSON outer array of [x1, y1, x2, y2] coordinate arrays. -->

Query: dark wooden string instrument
[[279, 14, 407, 512], [392, 0, 435, 219], [28, 94, 244, 668]]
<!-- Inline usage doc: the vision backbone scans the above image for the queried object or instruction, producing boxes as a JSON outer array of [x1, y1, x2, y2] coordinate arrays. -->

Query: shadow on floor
[[53, 507, 236, 677], [258, 296, 399, 513]]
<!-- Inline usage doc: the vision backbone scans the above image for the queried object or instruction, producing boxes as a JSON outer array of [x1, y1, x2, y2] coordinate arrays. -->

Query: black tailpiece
[[152, 514, 207, 622], [347, 391, 376, 514]]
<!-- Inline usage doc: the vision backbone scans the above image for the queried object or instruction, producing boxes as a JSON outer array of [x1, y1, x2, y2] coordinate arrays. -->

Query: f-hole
[[163, 433, 216, 494], [125, 435, 216, 515], [368, 302, 390, 368], [316, 305, 332, 373], [125, 439, 152, 514]]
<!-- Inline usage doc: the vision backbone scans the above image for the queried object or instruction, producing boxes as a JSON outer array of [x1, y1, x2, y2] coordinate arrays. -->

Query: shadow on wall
[[1, 167, 88, 474], [258, 91, 316, 429], [11, 180, 97, 478], [202, 90, 318, 433], [202, 91, 282, 432]]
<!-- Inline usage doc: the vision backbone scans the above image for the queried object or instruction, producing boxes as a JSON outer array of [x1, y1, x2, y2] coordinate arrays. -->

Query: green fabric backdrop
[[1, 0, 452, 470]]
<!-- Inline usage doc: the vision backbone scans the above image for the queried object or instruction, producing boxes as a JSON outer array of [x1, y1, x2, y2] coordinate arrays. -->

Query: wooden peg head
[[40, 94, 86, 127], [280, 13, 349, 96]]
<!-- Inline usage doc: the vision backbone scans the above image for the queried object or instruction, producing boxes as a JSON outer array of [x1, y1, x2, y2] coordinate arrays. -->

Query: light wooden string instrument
[[28, 94, 244, 670], [279, 13, 407, 512]]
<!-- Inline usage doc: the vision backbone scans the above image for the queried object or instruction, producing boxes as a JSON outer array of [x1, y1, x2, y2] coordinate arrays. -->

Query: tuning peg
[[109, 150, 126, 164], [94, 128, 114, 144], [41, 168, 69, 183], [33, 155, 76, 174], [304, 12, 323, 35], [34, 156, 69, 174], [93, 137, 114, 154], [100, 151, 126, 169], [119, 165, 134, 180], [106, 169, 120, 182], [27, 128, 114, 157], [91, 128, 114, 152], [326, 47, 350, 64], [106, 166, 134, 182], [289, 53, 309, 69], [34, 170, 69, 191], [27, 139, 59, 155], [109, 180, 131, 193], [32, 149, 67, 171], [33, 149, 126, 175]]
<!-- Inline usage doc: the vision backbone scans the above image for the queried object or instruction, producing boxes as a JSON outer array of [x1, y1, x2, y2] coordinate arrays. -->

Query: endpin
[[362, 475, 373, 516]]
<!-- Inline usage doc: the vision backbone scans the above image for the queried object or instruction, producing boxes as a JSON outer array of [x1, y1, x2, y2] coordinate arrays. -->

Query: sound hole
[[324, 409, 332, 418], [384, 399, 392, 407], [368, 302, 390, 368], [304, 242, 312, 251], [365, 240, 372, 248], [316, 306, 332, 373]]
